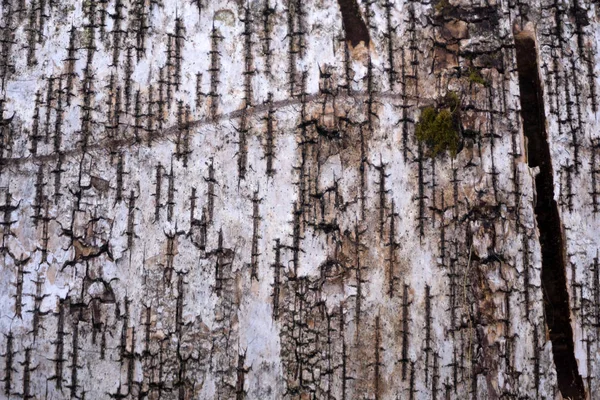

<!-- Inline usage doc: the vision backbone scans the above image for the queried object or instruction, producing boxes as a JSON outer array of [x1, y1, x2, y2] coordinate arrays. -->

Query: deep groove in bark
[[336, 0, 370, 48], [515, 34, 585, 400]]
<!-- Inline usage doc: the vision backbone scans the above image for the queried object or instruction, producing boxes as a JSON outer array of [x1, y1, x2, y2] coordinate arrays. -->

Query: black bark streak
[[400, 284, 411, 380], [250, 190, 262, 281]]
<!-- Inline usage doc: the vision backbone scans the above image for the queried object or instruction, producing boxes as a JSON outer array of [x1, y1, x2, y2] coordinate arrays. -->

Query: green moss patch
[[468, 68, 487, 86], [435, 0, 451, 13], [415, 93, 461, 158]]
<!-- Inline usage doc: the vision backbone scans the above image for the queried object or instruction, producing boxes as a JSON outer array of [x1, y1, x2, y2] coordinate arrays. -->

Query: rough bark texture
[[0, 0, 598, 399]]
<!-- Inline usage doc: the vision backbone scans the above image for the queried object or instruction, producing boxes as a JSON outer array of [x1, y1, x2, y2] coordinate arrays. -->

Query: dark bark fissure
[[336, 0, 370, 48], [515, 35, 585, 399]]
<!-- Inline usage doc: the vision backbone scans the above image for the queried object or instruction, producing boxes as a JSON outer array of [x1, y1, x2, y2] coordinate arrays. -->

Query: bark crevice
[[515, 33, 585, 400], [336, 0, 370, 48]]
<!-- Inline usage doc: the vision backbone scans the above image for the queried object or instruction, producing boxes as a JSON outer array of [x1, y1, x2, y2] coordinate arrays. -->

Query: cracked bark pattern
[[0, 0, 598, 399]]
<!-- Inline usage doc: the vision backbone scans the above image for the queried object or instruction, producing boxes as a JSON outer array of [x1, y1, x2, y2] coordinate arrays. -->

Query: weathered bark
[[0, 0, 598, 399]]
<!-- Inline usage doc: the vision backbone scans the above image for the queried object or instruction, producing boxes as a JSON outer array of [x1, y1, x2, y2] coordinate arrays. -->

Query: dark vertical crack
[[336, 0, 370, 48], [514, 34, 585, 400]]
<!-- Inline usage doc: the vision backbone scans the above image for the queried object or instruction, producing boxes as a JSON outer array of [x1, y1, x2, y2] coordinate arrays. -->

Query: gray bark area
[[0, 0, 598, 398]]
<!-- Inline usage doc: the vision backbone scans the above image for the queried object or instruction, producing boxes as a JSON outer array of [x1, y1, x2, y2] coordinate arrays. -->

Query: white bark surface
[[0, 0, 598, 398]]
